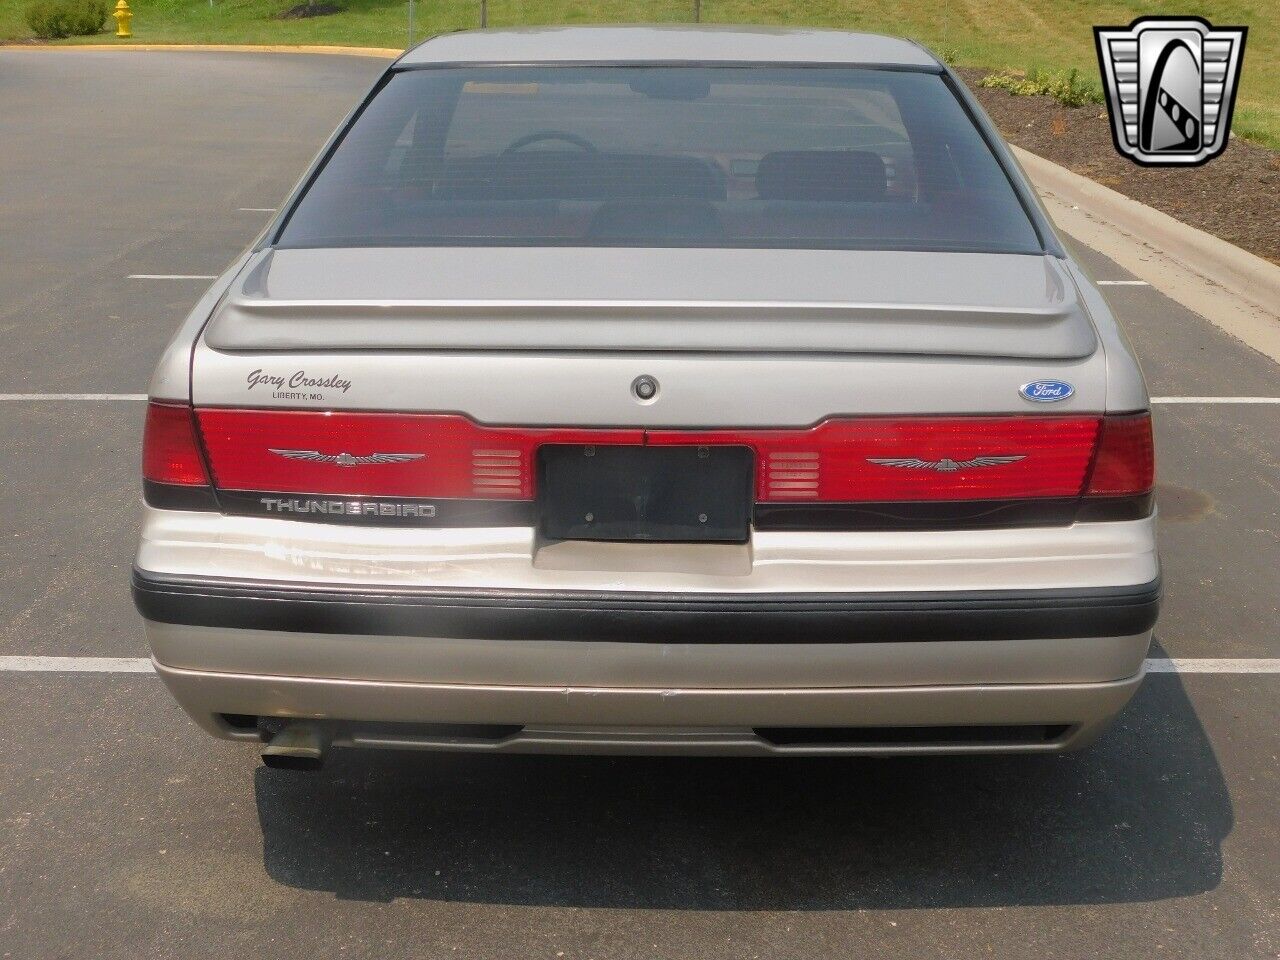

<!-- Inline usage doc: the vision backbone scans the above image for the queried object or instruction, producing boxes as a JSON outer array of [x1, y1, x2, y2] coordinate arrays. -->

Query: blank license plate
[[538, 445, 753, 542]]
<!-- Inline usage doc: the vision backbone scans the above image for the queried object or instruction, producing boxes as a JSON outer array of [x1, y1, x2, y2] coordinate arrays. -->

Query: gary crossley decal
[[247, 369, 353, 401]]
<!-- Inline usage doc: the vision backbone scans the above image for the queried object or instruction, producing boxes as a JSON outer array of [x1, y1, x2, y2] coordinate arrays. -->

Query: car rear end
[[133, 34, 1159, 760]]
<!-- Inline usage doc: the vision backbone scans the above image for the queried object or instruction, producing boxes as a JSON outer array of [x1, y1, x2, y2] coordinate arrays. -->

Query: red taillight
[[196, 409, 640, 498], [193, 409, 1128, 505], [143, 402, 210, 486], [652, 417, 1102, 502], [1086, 413, 1155, 496]]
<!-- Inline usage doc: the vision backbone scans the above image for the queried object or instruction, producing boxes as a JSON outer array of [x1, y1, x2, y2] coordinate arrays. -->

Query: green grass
[[979, 68, 1104, 109], [2, 0, 1276, 147]]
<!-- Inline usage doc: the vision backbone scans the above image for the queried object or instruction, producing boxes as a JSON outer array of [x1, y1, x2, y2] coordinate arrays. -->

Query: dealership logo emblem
[[867, 456, 1025, 473], [1095, 17, 1247, 166], [269, 449, 425, 466]]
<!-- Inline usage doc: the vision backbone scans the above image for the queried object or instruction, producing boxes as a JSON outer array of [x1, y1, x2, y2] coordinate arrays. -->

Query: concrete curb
[[1015, 147, 1280, 311], [0, 43, 401, 57], [1014, 146, 1280, 364]]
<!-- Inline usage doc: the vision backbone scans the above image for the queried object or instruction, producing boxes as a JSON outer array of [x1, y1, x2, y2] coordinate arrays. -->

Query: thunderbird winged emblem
[[867, 456, 1026, 473], [1095, 17, 1247, 166], [269, 449, 425, 467]]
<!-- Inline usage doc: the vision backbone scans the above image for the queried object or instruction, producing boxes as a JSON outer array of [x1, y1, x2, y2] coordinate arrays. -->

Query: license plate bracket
[[538, 445, 753, 543]]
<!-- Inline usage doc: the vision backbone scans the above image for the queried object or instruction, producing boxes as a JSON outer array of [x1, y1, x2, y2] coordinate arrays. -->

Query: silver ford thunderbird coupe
[[133, 26, 1159, 767]]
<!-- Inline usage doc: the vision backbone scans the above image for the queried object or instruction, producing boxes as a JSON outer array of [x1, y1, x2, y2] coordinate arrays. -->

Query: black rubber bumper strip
[[132, 569, 1161, 644]]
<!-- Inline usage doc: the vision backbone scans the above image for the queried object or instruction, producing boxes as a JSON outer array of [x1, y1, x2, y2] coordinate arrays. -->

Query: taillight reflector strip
[[194, 409, 1126, 504], [651, 417, 1102, 502], [1086, 413, 1155, 496], [196, 409, 641, 498], [143, 402, 210, 487], [766, 451, 821, 499], [472, 449, 523, 493]]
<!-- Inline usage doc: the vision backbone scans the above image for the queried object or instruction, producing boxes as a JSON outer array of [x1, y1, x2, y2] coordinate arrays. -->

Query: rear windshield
[[277, 66, 1043, 254]]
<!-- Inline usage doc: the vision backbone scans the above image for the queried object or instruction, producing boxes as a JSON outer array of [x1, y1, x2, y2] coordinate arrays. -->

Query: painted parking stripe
[[128, 274, 217, 280], [238, 207, 277, 212], [1145, 658, 1280, 673], [1151, 397, 1280, 404], [1, 656, 155, 672], [1097, 280, 1151, 286], [2, 656, 1278, 674], [0, 393, 147, 400]]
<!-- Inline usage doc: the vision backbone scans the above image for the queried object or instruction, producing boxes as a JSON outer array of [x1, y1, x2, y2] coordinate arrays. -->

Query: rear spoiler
[[204, 250, 1099, 360]]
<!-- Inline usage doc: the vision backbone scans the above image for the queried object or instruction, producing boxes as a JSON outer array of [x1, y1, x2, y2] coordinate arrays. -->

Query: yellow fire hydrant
[[113, 0, 132, 38]]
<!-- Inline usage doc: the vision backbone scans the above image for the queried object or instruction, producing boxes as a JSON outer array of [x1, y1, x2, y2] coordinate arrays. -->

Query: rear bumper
[[153, 660, 1146, 755], [133, 569, 1160, 644], [135, 509, 1159, 755], [137, 568, 1156, 755]]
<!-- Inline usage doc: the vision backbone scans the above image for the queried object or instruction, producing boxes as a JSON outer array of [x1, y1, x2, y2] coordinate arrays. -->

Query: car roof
[[399, 25, 941, 69]]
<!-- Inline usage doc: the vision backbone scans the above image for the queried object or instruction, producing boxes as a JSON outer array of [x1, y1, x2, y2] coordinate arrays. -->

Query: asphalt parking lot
[[0, 50, 1277, 959]]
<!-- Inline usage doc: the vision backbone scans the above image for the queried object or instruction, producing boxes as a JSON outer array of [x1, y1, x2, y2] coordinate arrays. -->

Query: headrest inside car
[[755, 150, 887, 202]]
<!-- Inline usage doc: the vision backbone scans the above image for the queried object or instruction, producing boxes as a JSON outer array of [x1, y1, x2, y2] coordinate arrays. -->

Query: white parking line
[[1097, 280, 1151, 286], [127, 274, 217, 280], [1145, 659, 1280, 673], [2, 656, 1278, 674], [1, 656, 154, 672], [0, 393, 147, 400], [237, 208, 277, 212], [1151, 397, 1280, 404]]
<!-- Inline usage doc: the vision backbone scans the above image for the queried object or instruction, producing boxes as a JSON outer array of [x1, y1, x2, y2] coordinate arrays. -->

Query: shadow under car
[[253, 653, 1229, 910]]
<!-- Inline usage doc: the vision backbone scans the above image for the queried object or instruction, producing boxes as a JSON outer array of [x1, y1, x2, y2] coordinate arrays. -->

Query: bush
[[979, 68, 1105, 109], [25, 0, 108, 38]]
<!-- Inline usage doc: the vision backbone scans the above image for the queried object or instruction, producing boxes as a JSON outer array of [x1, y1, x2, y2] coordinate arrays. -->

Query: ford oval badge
[[1020, 380, 1075, 403]]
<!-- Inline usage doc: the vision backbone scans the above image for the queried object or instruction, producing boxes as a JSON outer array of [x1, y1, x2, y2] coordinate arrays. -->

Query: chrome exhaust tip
[[261, 722, 326, 771]]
